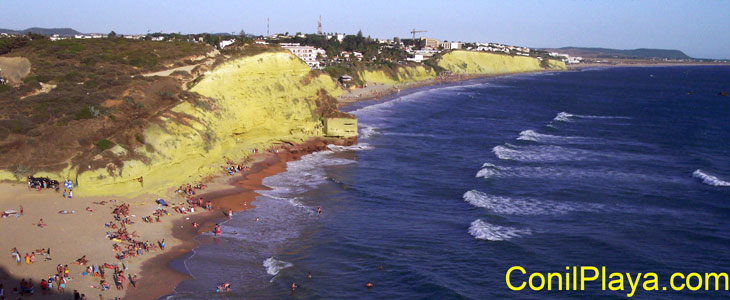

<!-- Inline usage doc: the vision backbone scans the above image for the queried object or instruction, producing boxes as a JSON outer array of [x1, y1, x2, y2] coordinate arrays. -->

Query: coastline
[[0, 66, 559, 300], [337, 69, 562, 105], [123, 137, 354, 300], [566, 61, 730, 70], [126, 69, 560, 299]]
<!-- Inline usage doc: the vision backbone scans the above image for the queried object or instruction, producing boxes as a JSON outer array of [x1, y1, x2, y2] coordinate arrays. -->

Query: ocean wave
[[263, 257, 293, 276], [552, 111, 631, 123], [327, 143, 373, 151], [693, 169, 730, 187], [475, 163, 680, 184], [360, 126, 379, 139], [463, 190, 585, 215], [261, 151, 356, 197], [517, 129, 599, 144], [468, 219, 531, 241], [492, 144, 598, 162]]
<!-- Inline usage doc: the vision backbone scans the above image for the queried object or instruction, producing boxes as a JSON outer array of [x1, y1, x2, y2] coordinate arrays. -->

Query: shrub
[[95, 139, 115, 151]]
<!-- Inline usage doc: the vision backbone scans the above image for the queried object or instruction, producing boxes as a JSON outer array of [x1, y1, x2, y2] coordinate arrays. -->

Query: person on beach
[[159, 239, 166, 251], [308, 272, 312, 279], [129, 274, 137, 289], [69, 190, 73, 198], [24, 253, 30, 264], [12, 248, 21, 265], [37, 218, 47, 227], [228, 208, 233, 219], [19, 205, 23, 216], [74, 289, 80, 299], [58, 277, 66, 293], [63, 189, 67, 198]]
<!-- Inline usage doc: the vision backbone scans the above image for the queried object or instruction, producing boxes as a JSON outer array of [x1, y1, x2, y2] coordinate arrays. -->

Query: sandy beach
[[0, 137, 353, 299]]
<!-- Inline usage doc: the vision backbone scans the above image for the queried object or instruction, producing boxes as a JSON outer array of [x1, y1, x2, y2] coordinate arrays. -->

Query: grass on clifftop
[[0, 37, 213, 172]]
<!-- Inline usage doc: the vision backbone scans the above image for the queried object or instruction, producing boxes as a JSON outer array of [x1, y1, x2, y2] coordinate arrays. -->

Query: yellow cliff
[[438, 50, 566, 74], [28, 51, 347, 197]]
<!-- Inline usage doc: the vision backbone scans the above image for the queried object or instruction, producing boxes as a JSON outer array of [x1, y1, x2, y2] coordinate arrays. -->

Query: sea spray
[[468, 219, 531, 241], [692, 169, 730, 187], [263, 257, 293, 276], [463, 190, 581, 215]]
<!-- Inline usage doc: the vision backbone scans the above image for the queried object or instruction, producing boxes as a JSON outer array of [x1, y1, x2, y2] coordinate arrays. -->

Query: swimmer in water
[[366, 281, 374, 288], [291, 282, 297, 291], [307, 272, 312, 279], [317, 206, 322, 214], [255, 217, 260, 222], [228, 208, 232, 219]]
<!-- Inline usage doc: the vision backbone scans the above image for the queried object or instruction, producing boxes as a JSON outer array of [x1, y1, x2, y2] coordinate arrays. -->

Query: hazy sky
[[2, 0, 729, 58]]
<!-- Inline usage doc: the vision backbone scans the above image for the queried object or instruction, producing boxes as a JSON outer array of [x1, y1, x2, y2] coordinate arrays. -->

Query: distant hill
[[0, 27, 82, 36], [543, 47, 692, 60]]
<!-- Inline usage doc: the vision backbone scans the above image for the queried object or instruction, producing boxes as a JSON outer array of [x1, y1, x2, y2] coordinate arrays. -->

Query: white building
[[219, 39, 236, 49], [406, 54, 424, 63], [441, 42, 461, 50], [280, 43, 326, 69]]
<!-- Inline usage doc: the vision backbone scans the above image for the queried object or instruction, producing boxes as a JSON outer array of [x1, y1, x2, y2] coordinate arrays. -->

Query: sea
[[166, 66, 730, 299]]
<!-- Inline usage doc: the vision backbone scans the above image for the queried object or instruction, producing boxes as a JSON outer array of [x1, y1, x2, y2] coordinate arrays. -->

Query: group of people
[[26, 176, 60, 191], [176, 183, 207, 197]]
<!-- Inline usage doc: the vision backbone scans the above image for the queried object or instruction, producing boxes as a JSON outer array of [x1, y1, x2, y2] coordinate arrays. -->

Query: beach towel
[[156, 199, 168, 206]]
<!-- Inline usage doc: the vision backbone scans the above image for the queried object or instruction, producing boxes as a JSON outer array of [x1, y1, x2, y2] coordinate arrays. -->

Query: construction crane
[[410, 28, 427, 42]]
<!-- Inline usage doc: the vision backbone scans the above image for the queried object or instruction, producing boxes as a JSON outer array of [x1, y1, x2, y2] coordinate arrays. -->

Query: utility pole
[[267, 18, 270, 36]]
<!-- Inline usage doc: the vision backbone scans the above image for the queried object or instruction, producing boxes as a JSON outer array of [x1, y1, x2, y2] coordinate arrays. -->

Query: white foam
[[492, 144, 597, 162], [327, 143, 373, 151], [468, 219, 531, 241], [463, 190, 583, 215], [552, 111, 631, 123], [260, 151, 356, 197], [693, 169, 730, 187], [553, 112, 574, 122], [517, 129, 599, 144], [263, 257, 293, 276], [475, 164, 681, 184], [360, 126, 379, 139]]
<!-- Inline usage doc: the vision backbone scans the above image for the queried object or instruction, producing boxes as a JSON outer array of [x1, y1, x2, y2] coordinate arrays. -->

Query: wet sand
[[123, 137, 354, 300]]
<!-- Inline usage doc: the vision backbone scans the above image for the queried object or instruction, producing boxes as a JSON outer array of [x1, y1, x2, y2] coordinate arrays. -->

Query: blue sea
[[167, 66, 730, 299]]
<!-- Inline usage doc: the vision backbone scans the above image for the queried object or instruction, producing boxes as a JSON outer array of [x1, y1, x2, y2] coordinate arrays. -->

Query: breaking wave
[[475, 163, 680, 183], [327, 143, 373, 151], [263, 257, 293, 276], [517, 129, 600, 144], [693, 169, 730, 187], [360, 126, 379, 139], [468, 219, 531, 241], [463, 190, 589, 215], [552, 112, 631, 122], [492, 144, 599, 162]]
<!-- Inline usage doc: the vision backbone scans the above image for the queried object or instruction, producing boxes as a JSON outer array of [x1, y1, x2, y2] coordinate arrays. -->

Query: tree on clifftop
[[108, 31, 117, 38]]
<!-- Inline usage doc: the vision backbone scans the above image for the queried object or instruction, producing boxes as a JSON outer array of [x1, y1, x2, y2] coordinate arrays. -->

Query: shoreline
[[124, 137, 354, 300], [566, 61, 730, 70], [128, 69, 561, 299], [336, 68, 572, 105], [0, 67, 561, 300]]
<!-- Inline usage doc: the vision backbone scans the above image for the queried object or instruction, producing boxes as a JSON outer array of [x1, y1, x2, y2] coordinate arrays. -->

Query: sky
[[1, 0, 729, 59]]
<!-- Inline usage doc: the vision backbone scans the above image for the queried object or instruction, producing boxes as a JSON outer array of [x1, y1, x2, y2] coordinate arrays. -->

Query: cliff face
[[438, 50, 566, 74], [360, 65, 435, 84], [6, 51, 345, 197]]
